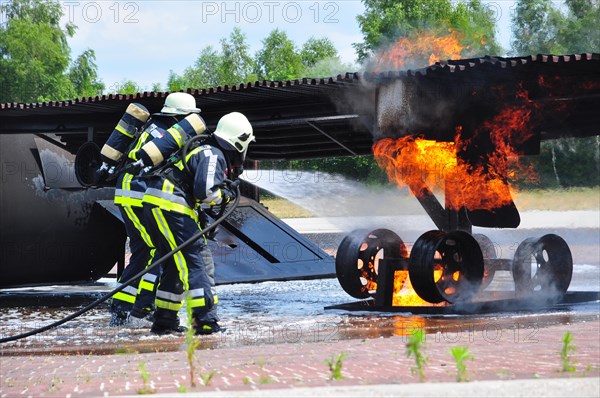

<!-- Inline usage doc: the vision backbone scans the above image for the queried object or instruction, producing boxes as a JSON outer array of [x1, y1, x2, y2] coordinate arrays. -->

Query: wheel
[[75, 142, 102, 186], [409, 230, 484, 304], [335, 228, 407, 299], [473, 233, 497, 291], [512, 234, 573, 299]]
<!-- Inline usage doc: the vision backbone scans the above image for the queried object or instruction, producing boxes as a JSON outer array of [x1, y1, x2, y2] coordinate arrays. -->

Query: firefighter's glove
[[220, 186, 235, 206], [198, 210, 209, 230], [133, 149, 153, 169], [94, 162, 111, 185], [123, 159, 145, 176], [100, 154, 119, 167]]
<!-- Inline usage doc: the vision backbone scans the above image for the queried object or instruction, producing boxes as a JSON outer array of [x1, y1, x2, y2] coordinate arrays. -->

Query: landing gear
[[335, 229, 573, 305], [473, 233, 497, 291]]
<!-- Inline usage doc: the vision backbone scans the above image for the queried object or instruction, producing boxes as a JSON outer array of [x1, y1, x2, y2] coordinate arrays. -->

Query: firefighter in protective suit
[[142, 112, 255, 335], [100, 93, 206, 327]]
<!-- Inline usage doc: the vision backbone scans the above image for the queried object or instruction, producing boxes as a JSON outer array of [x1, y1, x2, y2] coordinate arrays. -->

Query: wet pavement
[[0, 262, 599, 353], [0, 220, 599, 396]]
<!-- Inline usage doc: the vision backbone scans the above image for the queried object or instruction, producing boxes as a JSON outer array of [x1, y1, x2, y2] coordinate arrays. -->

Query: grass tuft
[[406, 329, 427, 382], [560, 331, 576, 373], [325, 352, 346, 381]]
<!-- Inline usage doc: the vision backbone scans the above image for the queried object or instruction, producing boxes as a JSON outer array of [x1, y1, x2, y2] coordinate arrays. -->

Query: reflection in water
[[392, 315, 428, 337]]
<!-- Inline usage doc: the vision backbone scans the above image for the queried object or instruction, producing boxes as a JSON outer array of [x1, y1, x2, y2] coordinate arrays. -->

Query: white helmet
[[213, 112, 255, 154], [160, 92, 200, 115]]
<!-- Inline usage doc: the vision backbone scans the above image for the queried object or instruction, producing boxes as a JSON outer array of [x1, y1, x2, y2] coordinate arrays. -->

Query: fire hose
[[0, 181, 241, 344]]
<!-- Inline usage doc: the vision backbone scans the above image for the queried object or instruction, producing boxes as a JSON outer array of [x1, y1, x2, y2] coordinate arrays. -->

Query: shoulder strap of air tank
[[139, 133, 212, 180]]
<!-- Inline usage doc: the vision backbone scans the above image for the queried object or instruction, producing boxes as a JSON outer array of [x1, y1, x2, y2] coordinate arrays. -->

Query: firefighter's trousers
[[110, 205, 160, 314], [142, 203, 218, 329]]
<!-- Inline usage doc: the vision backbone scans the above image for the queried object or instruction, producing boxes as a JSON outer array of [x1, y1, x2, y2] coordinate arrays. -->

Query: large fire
[[368, 32, 595, 306], [372, 30, 464, 72], [374, 85, 539, 212], [371, 29, 539, 211]]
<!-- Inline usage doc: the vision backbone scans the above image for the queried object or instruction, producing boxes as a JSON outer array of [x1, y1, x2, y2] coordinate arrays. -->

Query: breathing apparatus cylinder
[[74, 103, 150, 187], [100, 103, 150, 165], [137, 113, 207, 168]]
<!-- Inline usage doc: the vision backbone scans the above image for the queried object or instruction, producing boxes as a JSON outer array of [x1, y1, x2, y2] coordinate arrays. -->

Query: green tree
[[151, 82, 163, 92], [353, 0, 502, 63], [167, 70, 187, 92], [182, 46, 222, 88], [111, 79, 142, 95], [68, 49, 104, 97], [177, 28, 256, 89], [0, 0, 77, 102], [510, 0, 566, 55], [220, 27, 257, 85], [303, 58, 357, 78], [255, 29, 303, 81], [300, 37, 338, 68], [530, 137, 600, 188], [450, 0, 501, 55], [299, 37, 356, 78], [556, 0, 599, 53], [511, 0, 599, 55], [288, 155, 388, 184]]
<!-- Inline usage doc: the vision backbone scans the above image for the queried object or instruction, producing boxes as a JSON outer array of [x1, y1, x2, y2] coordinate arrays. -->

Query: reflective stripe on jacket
[[113, 116, 175, 207], [142, 144, 228, 217]]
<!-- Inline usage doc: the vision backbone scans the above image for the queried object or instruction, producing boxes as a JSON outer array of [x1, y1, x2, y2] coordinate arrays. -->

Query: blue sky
[[62, 1, 520, 93]]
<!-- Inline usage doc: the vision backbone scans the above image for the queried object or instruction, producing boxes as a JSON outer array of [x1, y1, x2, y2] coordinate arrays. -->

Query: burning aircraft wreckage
[[333, 53, 600, 312], [0, 53, 598, 314]]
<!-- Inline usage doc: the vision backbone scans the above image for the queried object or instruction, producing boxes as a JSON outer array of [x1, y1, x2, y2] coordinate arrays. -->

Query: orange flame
[[373, 135, 455, 196], [374, 86, 539, 211], [372, 30, 464, 72], [392, 270, 447, 307], [393, 271, 428, 306]]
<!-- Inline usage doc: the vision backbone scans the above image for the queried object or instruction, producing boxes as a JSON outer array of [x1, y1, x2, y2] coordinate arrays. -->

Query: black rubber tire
[[335, 228, 406, 299], [409, 230, 484, 304], [473, 233, 497, 291], [75, 141, 102, 186], [512, 234, 573, 299]]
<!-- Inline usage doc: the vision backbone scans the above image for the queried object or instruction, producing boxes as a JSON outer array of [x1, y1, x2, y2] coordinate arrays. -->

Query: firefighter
[[142, 112, 254, 335], [100, 92, 205, 327]]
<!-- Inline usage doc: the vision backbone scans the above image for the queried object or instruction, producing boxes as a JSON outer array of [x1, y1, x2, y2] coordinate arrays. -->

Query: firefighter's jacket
[[143, 144, 229, 221], [112, 116, 174, 208]]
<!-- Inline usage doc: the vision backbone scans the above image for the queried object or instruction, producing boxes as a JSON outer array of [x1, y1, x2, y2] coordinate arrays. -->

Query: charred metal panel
[[0, 134, 125, 288], [209, 197, 335, 284], [375, 54, 600, 145], [34, 135, 83, 189], [92, 197, 335, 285], [376, 78, 457, 141]]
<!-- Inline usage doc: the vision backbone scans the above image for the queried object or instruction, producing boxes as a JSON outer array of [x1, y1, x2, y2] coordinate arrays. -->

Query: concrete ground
[[124, 378, 600, 397]]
